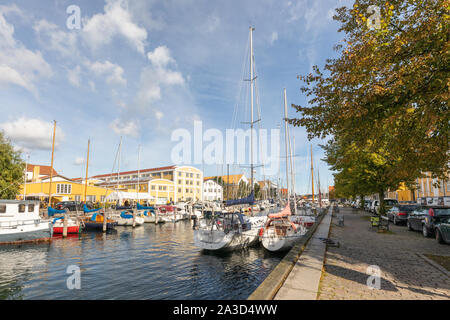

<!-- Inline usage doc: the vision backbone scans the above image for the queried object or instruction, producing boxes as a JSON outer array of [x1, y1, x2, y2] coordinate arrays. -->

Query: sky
[[0, 0, 353, 194]]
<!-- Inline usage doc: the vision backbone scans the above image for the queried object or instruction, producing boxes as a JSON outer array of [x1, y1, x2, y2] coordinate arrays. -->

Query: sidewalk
[[318, 208, 450, 300], [274, 207, 332, 300]]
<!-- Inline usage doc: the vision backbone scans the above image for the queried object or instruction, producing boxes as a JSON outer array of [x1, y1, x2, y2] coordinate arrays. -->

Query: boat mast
[[48, 120, 56, 207], [84, 139, 90, 202], [137, 144, 141, 203], [283, 89, 290, 202], [116, 136, 122, 201], [249, 26, 255, 196], [311, 145, 314, 202], [318, 168, 322, 208], [23, 153, 29, 200]]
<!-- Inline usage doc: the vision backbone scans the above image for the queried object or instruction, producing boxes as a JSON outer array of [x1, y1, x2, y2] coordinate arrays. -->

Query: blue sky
[[0, 0, 352, 194]]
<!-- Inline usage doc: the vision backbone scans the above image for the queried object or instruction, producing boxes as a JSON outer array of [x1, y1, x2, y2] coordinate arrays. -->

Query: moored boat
[[0, 200, 53, 244], [52, 216, 80, 234], [115, 211, 145, 226]]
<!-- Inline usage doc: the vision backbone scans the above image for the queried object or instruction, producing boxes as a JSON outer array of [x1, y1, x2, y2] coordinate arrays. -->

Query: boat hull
[[194, 228, 259, 251], [53, 226, 80, 234], [82, 222, 117, 231], [0, 222, 53, 245], [116, 216, 145, 226]]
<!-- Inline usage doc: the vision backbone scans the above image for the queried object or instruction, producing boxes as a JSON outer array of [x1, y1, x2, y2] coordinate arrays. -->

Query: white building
[[203, 179, 223, 201]]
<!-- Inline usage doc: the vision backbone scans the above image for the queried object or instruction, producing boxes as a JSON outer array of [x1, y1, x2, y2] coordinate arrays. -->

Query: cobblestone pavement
[[318, 207, 450, 300]]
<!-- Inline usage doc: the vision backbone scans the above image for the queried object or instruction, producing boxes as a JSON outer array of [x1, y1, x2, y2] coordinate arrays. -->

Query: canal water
[[0, 220, 285, 300]]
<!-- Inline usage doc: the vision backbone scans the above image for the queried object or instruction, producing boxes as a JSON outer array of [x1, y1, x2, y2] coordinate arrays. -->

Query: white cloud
[[0, 118, 65, 151], [67, 65, 81, 87], [147, 46, 175, 67], [33, 19, 78, 57], [73, 157, 85, 165], [0, 10, 52, 95], [82, 0, 148, 54], [109, 118, 139, 137], [86, 60, 126, 86]]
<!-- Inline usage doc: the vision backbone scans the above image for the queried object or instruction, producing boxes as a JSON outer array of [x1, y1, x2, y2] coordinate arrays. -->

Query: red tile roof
[[26, 164, 58, 176]]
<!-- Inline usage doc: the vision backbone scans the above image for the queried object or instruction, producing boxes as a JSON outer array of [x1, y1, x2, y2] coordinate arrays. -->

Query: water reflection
[[0, 221, 284, 299]]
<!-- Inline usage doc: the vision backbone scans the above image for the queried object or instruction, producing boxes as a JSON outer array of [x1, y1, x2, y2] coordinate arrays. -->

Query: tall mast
[[311, 145, 314, 202], [116, 136, 122, 194], [249, 26, 255, 196], [48, 120, 56, 207], [137, 144, 141, 203], [283, 89, 290, 201], [318, 168, 322, 207], [84, 139, 90, 202], [23, 153, 29, 200]]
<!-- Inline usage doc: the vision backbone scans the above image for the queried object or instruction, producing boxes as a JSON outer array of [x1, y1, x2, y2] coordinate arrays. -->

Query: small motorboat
[[80, 212, 117, 231], [115, 211, 145, 226], [52, 216, 80, 234]]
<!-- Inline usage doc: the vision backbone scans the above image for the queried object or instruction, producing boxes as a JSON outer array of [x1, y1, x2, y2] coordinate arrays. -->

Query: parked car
[[435, 216, 450, 244], [387, 204, 420, 225], [407, 206, 450, 238], [56, 201, 83, 211], [364, 200, 373, 212], [374, 199, 398, 214], [369, 200, 378, 213]]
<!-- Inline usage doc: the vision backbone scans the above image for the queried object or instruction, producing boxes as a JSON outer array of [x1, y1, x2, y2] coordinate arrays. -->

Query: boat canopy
[[268, 202, 291, 218], [105, 191, 155, 201], [137, 203, 154, 210], [120, 211, 133, 219], [48, 207, 66, 216], [83, 204, 101, 213], [225, 192, 255, 206]]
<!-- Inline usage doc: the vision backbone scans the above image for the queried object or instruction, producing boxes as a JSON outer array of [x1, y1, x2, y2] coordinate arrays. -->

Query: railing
[[0, 219, 44, 229]]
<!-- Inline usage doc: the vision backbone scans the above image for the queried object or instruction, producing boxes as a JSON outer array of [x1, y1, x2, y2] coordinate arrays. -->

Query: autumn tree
[[291, 0, 449, 212], [0, 131, 25, 199]]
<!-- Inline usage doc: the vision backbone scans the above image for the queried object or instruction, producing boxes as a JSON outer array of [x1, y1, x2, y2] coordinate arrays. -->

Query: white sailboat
[[194, 27, 268, 251], [260, 89, 306, 252]]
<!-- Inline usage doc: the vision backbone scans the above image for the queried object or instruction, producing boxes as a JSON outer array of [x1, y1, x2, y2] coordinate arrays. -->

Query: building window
[[75, 195, 81, 202], [178, 180, 182, 184], [28, 204, 34, 212], [101, 196, 106, 202], [151, 185, 156, 190], [178, 188, 181, 193], [18, 204, 25, 213], [57, 183, 72, 194], [0, 205, 5, 213]]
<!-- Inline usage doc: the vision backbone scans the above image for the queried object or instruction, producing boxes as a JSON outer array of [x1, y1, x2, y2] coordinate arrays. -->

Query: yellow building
[[19, 174, 115, 206], [384, 173, 450, 205], [91, 165, 203, 204]]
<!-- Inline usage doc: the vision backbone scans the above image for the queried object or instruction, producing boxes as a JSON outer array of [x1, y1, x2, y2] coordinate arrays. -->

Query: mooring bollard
[[102, 210, 107, 232], [63, 211, 68, 238]]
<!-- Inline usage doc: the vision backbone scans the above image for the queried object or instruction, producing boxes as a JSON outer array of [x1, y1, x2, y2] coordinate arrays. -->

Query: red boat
[[52, 217, 80, 234]]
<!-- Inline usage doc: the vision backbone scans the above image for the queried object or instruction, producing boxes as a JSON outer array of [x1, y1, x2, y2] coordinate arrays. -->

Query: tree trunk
[[359, 194, 365, 210], [378, 190, 385, 216]]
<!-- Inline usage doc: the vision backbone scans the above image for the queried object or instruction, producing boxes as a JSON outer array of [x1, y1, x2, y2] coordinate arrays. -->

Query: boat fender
[[258, 227, 264, 237]]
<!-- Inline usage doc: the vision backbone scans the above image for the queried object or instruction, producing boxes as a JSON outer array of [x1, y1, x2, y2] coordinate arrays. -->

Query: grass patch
[[424, 254, 450, 272]]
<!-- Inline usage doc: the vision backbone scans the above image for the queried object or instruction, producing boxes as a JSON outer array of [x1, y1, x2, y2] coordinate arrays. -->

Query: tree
[[290, 0, 449, 212], [0, 131, 25, 199]]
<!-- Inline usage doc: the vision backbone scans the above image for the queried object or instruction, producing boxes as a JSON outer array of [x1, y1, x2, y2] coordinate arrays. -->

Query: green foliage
[[0, 131, 25, 199], [290, 0, 449, 212]]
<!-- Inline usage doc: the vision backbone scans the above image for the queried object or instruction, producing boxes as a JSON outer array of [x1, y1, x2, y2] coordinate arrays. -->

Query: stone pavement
[[318, 207, 450, 300], [275, 207, 333, 300]]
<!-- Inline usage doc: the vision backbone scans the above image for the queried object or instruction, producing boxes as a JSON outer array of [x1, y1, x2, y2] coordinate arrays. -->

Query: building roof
[[26, 164, 58, 176], [91, 165, 177, 179], [204, 174, 246, 185], [39, 174, 75, 182]]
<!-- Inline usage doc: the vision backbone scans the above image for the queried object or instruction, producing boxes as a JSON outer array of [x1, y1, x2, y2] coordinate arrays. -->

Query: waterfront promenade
[[318, 208, 450, 300]]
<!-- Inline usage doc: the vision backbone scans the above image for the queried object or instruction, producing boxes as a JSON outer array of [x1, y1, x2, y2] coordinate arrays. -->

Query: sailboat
[[260, 89, 307, 252], [194, 27, 267, 251]]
